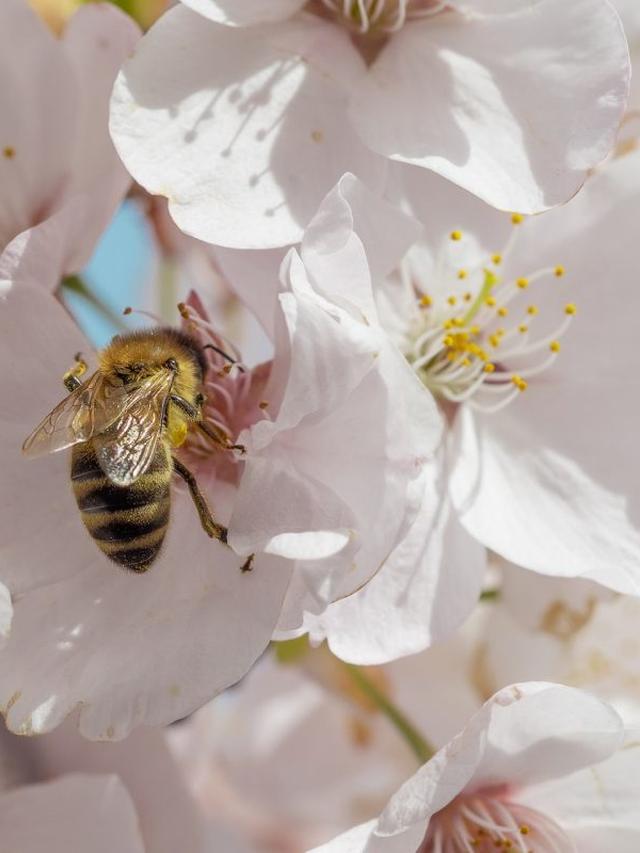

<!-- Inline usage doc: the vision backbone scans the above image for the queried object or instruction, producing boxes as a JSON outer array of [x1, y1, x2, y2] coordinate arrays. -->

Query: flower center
[[420, 790, 573, 852], [177, 298, 269, 484], [403, 216, 575, 414], [307, 0, 447, 35]]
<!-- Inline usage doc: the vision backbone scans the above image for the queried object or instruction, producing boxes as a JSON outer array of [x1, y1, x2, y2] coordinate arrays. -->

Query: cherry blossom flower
[[0, 171, 438, 737], [312, 682, 640, 853], [203, 174, 483, 658], [475, 559, 640, 729], [0, 0, 140, 274], [109, 0, 630, 248], [229, 152, 640, 664], [167, 621, 483, 850]]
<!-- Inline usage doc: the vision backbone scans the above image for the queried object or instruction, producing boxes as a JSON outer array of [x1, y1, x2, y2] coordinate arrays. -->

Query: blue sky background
[[63, 201, 154, 348]]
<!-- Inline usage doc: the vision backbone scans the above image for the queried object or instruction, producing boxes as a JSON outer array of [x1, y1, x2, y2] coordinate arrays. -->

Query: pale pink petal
[[34, 723, 209, 853], [0, 494, 291, 739], [181, 0, 307, 26], [60, 3, 140, 270], [0, 0, 76, 250], [349, 0, 630, 212], [449, 151, 640, 593], [110, 8, 385, 248], [0, 774, 144, 853], [0, 582, 11, 650], [0, 284, 96, 592], [215, 246, 284, 337], [0, 201, 89, 293]]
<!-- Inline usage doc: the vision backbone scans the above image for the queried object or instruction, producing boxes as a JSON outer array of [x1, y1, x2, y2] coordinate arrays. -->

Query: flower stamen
[[404, 215, 575, 413]]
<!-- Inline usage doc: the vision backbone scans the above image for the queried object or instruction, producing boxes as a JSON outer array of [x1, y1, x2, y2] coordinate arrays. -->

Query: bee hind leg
[[172, 456, 254, 572], [62, 352, 88, 392]]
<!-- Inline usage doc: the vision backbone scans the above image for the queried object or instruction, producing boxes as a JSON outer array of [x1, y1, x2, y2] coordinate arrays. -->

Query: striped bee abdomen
[[71, 442, 172, 573]]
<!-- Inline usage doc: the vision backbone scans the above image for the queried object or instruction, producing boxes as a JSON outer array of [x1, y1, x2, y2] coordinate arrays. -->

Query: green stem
[[61, 275, 127, 332], [341, 662, 434, 765], [480, 587, 501, 602]]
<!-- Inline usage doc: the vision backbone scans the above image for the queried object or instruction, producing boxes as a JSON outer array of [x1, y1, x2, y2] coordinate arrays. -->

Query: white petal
[[181, 0, 307, 26], [449, 151, 640, 593], [521, 745, 640, 851], [307, 469, 486, 664], [0, 774, 144, 853], [110, 8, 385, 248], [377, 683, 622, 836], [349, 0, 630, 212], [302, 172, 422, 294], [60, 3, 140, 270]]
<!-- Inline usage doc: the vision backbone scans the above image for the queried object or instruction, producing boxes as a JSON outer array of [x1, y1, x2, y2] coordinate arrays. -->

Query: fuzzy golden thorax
[[99, 328, 206, 444]]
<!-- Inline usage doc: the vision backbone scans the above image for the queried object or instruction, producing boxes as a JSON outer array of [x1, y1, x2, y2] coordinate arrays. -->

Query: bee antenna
[[202, 343, 245, 373]]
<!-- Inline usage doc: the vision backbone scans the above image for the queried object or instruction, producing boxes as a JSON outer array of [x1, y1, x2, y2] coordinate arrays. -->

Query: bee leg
[[62, 353, 88, 392], [172, 456, 254, 572], [170, 394, 245, 454], [197, 421, 246, 455]]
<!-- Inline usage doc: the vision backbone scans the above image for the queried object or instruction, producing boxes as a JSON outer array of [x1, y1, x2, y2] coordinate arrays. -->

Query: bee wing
[[22, 372, 132, 458], [92, 370, 175, 487]]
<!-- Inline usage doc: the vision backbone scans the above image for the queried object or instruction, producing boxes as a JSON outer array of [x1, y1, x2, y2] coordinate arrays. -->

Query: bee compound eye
[[164, 358, 178, 371]]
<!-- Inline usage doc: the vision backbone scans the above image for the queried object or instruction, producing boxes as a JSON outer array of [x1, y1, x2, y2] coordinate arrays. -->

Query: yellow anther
[[516, 277, 529, 289], [458, 269, 468, 279], [443, 335, 455, 347], [496, 327, 506, 336], [447, 295, 457, 306], [554, 265, 565, 277], [520, 826, 530, 836], [492, 253, 502, 265], [488, 335, 500, 348], [511, 213, 524, 225], [518, 324, 528, 333], [461, 358, 471, 367], [452, 317, 465, 327], [443, 319, 454, 329], [3, 146, 15, 159], [565, 303, 577, 315], [463, 292, 473, 302], [511, 374, 528, 391], [497, 307, 508, 317], [419, 294, 432, 307], [447, 351, 457, 361], [450, 230, 463, 241], [550, 340, 561, 353], [485, 296, 497, 307], [470, 324, 480, 334], [484, 363, 495, 373], [527, 305, 538, 316]]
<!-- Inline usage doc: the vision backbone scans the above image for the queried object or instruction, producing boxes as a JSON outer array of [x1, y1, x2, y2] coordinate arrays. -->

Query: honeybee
[[23, 328, 253, 573]]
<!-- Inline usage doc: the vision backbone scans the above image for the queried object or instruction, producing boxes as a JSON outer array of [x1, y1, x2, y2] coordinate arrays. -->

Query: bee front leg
[[172, 456, 254, 572], [62, 352, 88, 392]]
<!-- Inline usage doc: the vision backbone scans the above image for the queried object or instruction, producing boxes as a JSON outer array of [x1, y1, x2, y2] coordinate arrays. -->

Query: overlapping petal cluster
[[110, 0, 630, 247]]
